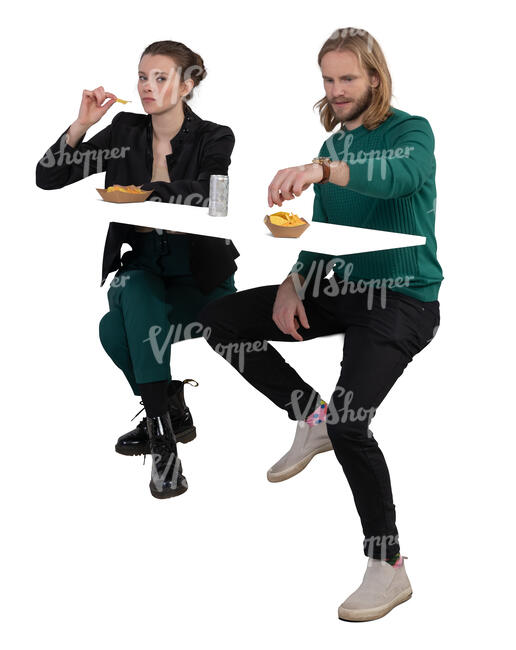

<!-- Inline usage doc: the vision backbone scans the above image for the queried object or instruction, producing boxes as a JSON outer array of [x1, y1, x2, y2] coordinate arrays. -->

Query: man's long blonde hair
[[315, 28, 393, 132]]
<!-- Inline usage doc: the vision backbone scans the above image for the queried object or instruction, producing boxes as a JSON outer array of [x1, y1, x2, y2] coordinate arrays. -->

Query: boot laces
[[131, 400, 145, 423], [150, 417, 176, 464], [151, 434, 179, 479], [152, 433, 175, 460], [129, 400, 148, 465]]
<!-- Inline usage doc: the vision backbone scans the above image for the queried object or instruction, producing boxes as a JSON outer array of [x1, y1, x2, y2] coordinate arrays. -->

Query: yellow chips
[[115, 98, 131, 104], [269, 211, 305, 227], [106, 184, 145, 194]]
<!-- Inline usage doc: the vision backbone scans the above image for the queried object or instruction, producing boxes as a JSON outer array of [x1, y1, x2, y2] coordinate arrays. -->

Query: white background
[[2, 0, 515, 647]]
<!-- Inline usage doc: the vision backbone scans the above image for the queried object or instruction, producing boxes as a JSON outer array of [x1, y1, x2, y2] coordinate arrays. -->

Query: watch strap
[[312, 157, 331, 184]]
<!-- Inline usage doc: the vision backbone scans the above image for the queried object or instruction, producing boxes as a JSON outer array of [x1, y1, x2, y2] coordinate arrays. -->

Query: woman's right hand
[[76, 86, 117, 128]]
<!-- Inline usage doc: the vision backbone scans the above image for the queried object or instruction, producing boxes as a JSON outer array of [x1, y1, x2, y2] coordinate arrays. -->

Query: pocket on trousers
[[393, 299, 439, 355]]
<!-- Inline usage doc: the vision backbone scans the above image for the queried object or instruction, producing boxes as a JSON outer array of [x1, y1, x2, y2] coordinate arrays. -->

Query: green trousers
[[98, 231, 236, 395]]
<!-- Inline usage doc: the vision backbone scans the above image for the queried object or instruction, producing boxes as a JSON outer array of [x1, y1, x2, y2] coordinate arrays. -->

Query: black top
[[35, 103, 239, 294]]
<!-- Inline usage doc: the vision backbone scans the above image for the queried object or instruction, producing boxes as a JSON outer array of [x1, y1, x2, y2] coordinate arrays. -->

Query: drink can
[[208, 175, 229, 216]]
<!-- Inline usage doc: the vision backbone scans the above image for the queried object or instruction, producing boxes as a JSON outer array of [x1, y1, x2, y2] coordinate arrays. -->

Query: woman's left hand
[[267, 163, 323, 208]]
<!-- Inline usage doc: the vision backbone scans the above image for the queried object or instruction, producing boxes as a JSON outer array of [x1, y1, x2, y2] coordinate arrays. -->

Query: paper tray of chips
[[264, 214, 310, 238], [96, 185, 153, 203]]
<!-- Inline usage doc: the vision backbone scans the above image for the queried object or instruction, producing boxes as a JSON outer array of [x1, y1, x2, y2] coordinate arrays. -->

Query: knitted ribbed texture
[[291, 107, 444, 302]]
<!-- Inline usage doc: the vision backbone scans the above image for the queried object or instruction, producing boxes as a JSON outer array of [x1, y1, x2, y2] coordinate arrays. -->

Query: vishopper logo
[[150, 451, 182, 492], [148, 193, 210, 207], [326, 131, 415, 183], [143, 64, 204, 108], [211, 340, 269, 374], [38, 137, 130, 176], [146, 195, 233, 245], [327, 27, 375, 53], [109, 274, 130, 288], [363, 534, 400, 562], [291, 259, 414, 309], [144, 322, 212, 364], [287, 388, 376, 425]]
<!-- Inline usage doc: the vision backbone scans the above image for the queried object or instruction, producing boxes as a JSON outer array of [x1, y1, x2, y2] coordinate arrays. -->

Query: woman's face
[[137, 54, 192, 114]]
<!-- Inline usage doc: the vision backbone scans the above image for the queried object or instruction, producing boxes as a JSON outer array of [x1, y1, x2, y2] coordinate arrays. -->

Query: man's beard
[[331, 85, 373, 125]]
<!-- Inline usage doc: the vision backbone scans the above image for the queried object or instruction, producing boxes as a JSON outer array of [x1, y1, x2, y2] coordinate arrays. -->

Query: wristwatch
[[312, 157, 332, 184]]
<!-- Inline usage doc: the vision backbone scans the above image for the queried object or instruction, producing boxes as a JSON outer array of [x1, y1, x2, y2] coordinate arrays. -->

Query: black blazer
[[35, 103, 239, 293]]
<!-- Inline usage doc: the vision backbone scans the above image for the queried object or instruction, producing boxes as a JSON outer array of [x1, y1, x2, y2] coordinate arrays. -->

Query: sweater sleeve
[[35, 116, 118, 189], [140, 125, 235, 205], [288, 181, 336, 280], [344, 116, 435, 199]]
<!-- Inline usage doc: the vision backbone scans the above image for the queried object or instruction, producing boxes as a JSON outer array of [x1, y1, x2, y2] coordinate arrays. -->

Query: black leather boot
[[167, 379, 197, 443], [147, 410, 188, 499], [115, 379, 198, 456]]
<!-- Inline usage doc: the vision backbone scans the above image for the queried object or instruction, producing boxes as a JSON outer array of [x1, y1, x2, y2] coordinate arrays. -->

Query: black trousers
[[198, 276, 440, 560]]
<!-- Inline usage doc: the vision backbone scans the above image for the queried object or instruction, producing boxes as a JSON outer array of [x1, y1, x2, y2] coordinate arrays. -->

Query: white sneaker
[[266, 420, 333, 482], [338, 555, 412, 622]]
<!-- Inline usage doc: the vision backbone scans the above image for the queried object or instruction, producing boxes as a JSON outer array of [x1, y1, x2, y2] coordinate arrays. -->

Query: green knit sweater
[[290, 106, 444, 302]]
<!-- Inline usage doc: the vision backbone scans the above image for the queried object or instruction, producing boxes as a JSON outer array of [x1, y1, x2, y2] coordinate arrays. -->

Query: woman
[[36, 40, 239, 500]]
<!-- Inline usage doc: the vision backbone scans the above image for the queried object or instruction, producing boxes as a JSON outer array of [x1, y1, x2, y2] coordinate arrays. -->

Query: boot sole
[[149, 483, 189, 499], [115, 426, 197, 456], [266, 442, 333, 482], [338, 588, 413, 622]]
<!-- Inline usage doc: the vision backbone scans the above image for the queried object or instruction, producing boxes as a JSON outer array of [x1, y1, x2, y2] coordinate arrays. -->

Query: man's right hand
[[272, 274, 310, 341]]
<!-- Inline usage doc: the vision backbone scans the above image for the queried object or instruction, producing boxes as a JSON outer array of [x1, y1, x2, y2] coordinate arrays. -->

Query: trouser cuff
[[285, 387, 322, 421], [363, 533, 400, 561]]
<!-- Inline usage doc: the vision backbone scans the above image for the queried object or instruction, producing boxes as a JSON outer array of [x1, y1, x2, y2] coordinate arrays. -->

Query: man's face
[[321, 49, 378, 124]]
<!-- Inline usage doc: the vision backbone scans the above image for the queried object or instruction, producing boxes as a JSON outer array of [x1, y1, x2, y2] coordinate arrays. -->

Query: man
[[199, 27, 443, 622]]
